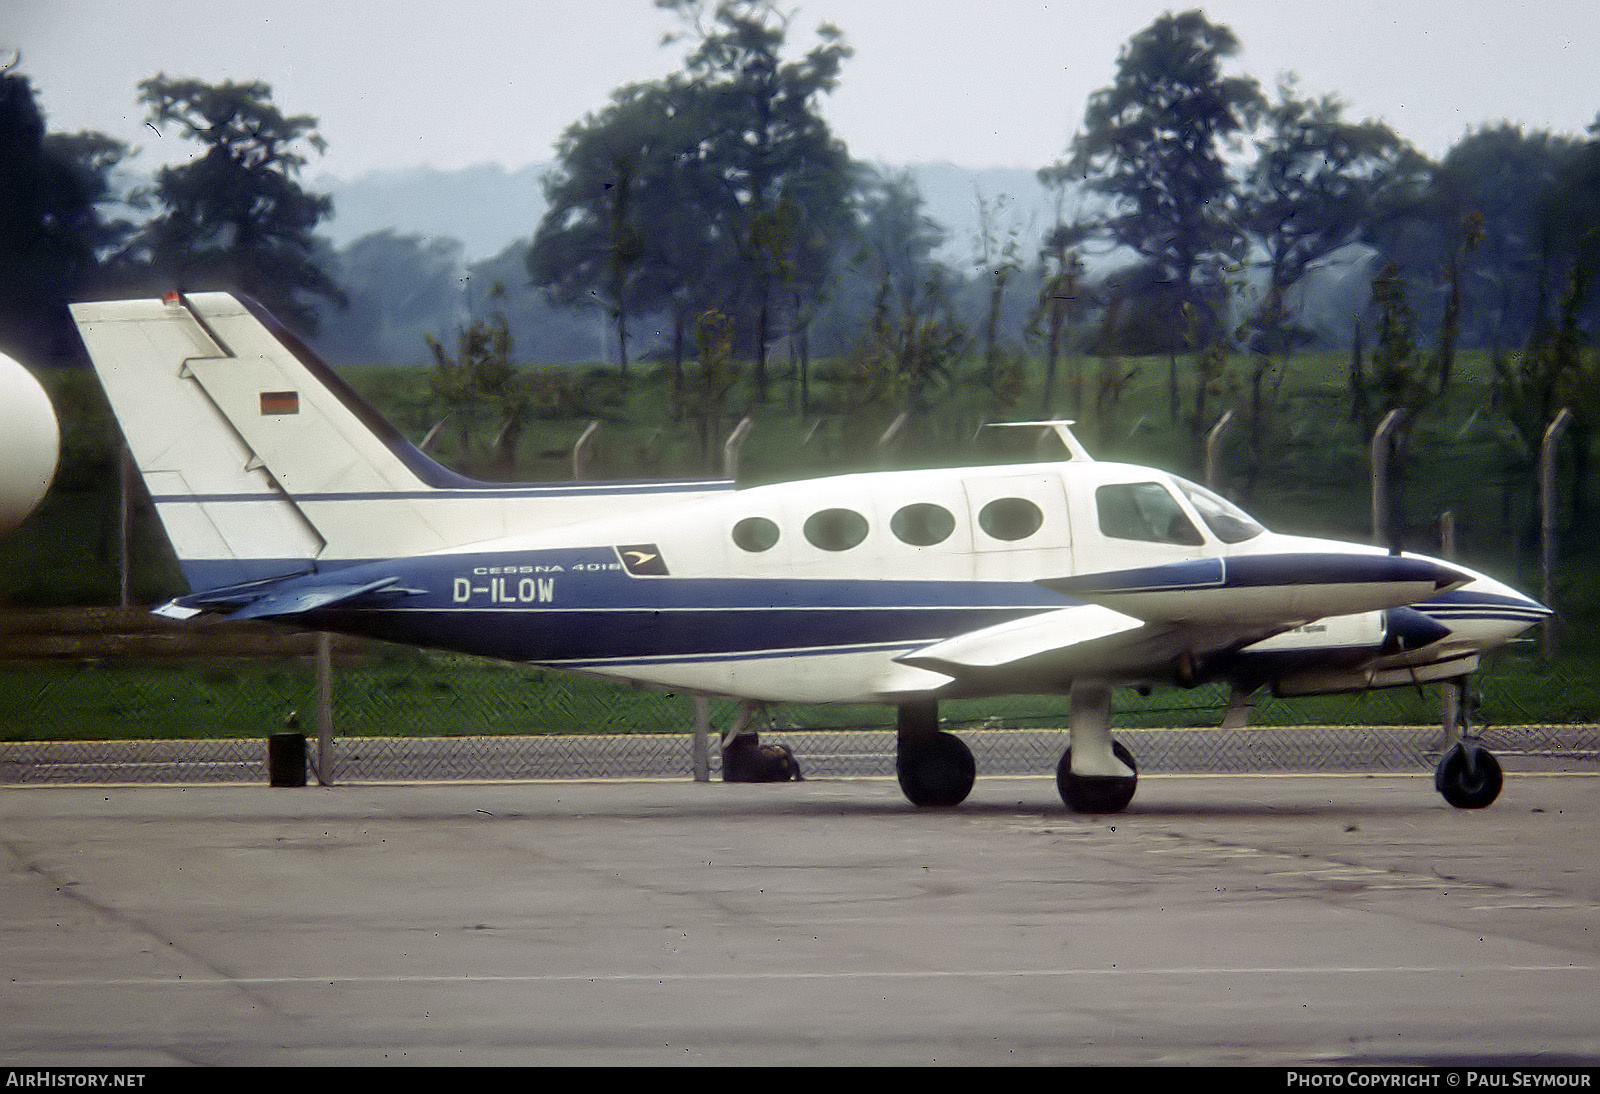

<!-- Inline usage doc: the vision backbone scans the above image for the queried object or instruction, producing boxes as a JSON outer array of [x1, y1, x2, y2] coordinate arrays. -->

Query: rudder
[[71, 292, 448, 591]]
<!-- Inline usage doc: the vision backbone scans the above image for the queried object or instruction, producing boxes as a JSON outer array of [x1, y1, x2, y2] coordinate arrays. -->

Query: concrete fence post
[[1371, 409, 1406, 548], [723, 416, 753, 481], [1205, 409, 1235, 492], [316, 632, 334, 786], [1540, 408, 1573, 659], [572, 421, 601, 480]]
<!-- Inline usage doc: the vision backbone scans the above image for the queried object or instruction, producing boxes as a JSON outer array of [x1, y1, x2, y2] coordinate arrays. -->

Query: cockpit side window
[[1174, 479, 1265, 544], [1095, 482, 1205, 546]]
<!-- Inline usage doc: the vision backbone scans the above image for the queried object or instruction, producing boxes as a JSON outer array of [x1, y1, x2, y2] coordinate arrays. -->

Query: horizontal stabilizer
[[161, 573, 409, 622], [1040, 553, 1470, 625]]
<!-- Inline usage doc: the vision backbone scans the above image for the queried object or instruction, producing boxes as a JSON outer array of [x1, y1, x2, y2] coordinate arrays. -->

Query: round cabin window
[[731, 516, 781, 553], [978, 497, 1044, 542], [891, 502, 956, 546], [803, 508, 869, 552]]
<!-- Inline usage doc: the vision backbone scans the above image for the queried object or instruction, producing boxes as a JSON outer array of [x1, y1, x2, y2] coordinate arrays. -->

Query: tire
[[1057, 741, 1138, 814], [897, 731, 976, 808], [1435, 744, 1502, 809]]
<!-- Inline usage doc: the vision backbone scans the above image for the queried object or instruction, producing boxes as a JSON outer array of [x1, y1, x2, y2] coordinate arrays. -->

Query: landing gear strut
[[895, 700, 975, 807], [1433, 678, 1502, 809], [1056, 682, 1138, 813]]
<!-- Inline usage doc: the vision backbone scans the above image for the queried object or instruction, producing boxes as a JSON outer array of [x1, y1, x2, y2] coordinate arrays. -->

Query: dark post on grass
[[268, 731, 306, 786], [1541, 408, 1573, 659]]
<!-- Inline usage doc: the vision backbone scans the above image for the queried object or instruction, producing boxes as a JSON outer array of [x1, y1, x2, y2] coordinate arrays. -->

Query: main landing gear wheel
[[1434, 741, 1503, 809], [1056, 741, 1138, 814], [897, 730, 976, 808]]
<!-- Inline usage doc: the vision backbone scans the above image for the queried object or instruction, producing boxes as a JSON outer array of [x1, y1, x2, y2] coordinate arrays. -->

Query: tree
[[0, 61, 135, 360], [1367, 263, 1429, 423], [421, 284, 579, 475], [851, 167, 945, 312], [529, 80, 702, 377], [1546, 116, 1600, 277], [1237, 78, 1422, 479], [132, 75, 342, 332], [1030, 222, 1088, 417], [1373, 125, 1584, 356], [680, 305, 741, 464], [1046, 11, 1263, 362], [659, 0, 855, 402], [315, 230, 465, 366], [838, 264, 967, 434], [972, 191, 1026, 410], [1241, 78, 1421, 344]]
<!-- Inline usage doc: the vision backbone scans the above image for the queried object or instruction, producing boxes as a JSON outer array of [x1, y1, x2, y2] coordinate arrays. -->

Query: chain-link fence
[[5, 722, 1597, 787], [1, 609, 1596, 785]]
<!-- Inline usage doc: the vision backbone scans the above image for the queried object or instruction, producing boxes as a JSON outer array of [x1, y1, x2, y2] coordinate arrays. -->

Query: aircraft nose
[[1421, 572, 1550, 647]]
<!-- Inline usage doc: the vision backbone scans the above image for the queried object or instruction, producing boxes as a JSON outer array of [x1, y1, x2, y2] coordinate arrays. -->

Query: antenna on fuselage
[[984, 419, 1095, 462]]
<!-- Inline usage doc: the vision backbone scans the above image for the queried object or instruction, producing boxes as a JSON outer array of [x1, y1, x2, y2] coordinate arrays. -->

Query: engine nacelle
[[0, 352, 60, 536]]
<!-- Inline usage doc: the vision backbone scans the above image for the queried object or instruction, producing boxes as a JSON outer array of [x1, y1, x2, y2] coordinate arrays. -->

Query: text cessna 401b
[[71, 292, 1549, 811]]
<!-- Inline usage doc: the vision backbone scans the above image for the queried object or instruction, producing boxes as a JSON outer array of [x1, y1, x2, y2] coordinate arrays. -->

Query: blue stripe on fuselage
[[312, 604, 1041, 664], [178, 546, 1076, 663]]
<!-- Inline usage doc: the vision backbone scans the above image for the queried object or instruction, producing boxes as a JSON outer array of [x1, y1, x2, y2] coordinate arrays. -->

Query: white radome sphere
[[0, 351, 61, 536]]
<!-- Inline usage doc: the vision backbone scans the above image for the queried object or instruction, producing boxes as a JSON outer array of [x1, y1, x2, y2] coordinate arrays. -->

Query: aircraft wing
[[1040, 552, 1469, 624], [895, 604, 1271, 686], [897, 552, 1469, 688]]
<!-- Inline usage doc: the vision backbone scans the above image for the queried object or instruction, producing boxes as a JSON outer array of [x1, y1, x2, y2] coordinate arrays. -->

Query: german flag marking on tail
[[260, 390, 299, 415]]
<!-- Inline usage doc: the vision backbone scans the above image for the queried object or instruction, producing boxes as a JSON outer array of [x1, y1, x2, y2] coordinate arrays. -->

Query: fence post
[[572, 421, 600, 480], [1540, 407, 1573, 659], [878, 411, 911, 457], [692, 696, 711, 782], [1371, 409, 1406, 548], [1438, 510, 1460, 746], [315, 632, 334, 786], [119, 446, 134, 607], [1205, 409, 1234, 491], [723, 416, 753, 481]]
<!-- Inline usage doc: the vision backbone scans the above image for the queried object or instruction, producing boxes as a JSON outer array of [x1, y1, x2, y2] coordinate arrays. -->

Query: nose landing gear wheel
[[897, 730, 976, 808], [1057, 741, 1138, 813], [1435, 742, 1502, 809]]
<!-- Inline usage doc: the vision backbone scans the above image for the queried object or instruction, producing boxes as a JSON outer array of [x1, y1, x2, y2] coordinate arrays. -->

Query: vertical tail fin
[[71, 292, 455, 590], [72, 291, 734, 595]]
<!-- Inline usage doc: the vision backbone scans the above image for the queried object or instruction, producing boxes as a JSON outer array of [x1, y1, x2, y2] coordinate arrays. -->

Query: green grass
[[2, 640, 1592, 743]]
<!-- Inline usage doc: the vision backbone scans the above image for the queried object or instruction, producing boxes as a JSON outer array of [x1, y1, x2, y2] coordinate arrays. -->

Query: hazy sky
[[9, 0, 1599, 180]]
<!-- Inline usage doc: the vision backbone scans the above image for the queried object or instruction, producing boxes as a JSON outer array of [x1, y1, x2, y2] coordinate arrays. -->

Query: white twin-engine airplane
[[71, 292, 1549, 811]]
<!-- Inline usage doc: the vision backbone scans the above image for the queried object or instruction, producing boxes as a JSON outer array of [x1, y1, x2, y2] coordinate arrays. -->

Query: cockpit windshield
[[1174, 478, 1266, 543]]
